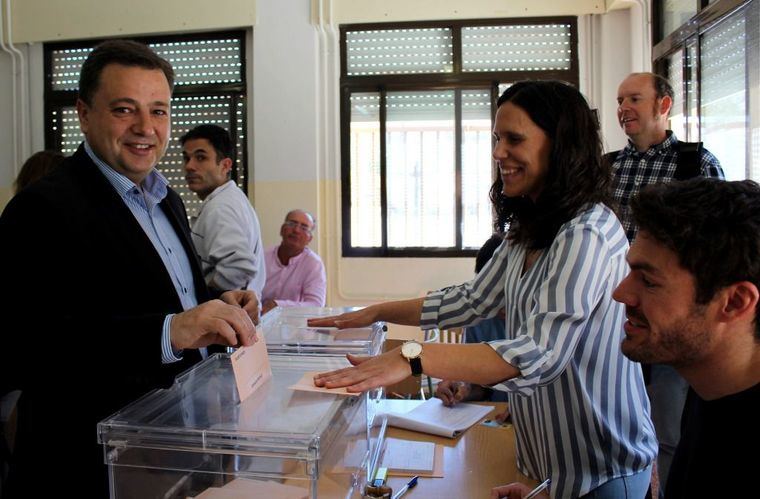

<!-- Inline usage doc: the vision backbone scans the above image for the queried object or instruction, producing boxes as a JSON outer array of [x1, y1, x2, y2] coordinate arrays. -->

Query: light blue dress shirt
[[85, 142, 200, 363]]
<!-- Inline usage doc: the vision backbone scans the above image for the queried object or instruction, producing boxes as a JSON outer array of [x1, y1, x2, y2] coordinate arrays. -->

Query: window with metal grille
[[44, 31, 247, 217], [656, 0, 759, 181], [340, 19, 578, 257]]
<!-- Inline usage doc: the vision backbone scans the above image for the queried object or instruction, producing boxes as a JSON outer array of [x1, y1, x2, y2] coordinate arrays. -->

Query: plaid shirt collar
[[621, 130, 678, 157]]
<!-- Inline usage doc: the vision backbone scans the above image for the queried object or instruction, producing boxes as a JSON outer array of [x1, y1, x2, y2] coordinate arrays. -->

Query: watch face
[[402, 341, 422, 358]]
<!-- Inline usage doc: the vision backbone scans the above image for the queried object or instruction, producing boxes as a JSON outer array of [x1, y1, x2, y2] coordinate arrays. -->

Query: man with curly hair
[[613, 178, 760, 498]]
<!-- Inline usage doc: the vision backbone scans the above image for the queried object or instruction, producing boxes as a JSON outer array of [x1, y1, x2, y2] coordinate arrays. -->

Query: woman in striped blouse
[[312, 81, 656, 498]]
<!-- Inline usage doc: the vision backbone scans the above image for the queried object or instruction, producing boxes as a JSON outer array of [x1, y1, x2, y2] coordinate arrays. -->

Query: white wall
[[0, 42, 41, 207], [0, 0, 647, 306], [251, 0, 321, 256], [0, 52, 14, 199], [594, 8, 635, 152]]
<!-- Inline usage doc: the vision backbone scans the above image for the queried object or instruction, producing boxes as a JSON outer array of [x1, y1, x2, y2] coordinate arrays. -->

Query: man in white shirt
[[182, 124, 266, 296]]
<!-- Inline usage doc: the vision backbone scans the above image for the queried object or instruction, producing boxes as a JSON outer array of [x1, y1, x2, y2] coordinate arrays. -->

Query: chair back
[[438, 327, 464, 344]]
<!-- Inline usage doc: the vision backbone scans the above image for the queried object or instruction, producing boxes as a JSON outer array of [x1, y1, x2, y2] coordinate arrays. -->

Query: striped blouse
[[421, 203, 657, 498]]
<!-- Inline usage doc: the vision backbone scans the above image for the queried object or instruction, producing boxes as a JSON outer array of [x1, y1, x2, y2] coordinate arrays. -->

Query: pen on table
[[523, 478, 551, 499], [391, 475, 419, 499]]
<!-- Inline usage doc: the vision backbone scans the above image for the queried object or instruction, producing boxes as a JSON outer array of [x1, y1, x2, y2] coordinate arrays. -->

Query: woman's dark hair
[[489, 80, 612, 249], [14, 150, 65, 194]]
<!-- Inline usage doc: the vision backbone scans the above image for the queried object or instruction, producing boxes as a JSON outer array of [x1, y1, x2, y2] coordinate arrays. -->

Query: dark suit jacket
[[0, 145, 210, 496]]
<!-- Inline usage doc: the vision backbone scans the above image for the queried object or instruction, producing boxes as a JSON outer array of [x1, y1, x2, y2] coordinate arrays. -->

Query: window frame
[[43, 30, 248, 192], [340, 17, 579, 258], [653, 0, 757, 180], [653, 0, 747, 55]]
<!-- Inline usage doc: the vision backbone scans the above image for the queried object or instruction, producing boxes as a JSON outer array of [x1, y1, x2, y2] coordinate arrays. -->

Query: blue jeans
[[580, 465, 653, 499]]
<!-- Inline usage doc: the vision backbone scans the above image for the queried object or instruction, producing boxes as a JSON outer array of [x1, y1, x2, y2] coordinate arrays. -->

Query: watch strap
[[409, 356, 422, 376]]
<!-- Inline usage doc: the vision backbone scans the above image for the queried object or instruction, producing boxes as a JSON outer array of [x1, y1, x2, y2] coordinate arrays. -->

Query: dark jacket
[[0, 144, 209, 496]]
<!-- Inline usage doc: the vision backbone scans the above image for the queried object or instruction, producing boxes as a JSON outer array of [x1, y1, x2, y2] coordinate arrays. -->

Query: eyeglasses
[[283, 220, 313, 235]]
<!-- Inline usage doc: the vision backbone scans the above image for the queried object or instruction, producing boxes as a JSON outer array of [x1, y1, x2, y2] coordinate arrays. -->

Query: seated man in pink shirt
[[261, 209, 327, 314]]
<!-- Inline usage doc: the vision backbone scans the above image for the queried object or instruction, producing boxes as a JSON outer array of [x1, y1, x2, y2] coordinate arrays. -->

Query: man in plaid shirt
[[611, 72, 724, 493]]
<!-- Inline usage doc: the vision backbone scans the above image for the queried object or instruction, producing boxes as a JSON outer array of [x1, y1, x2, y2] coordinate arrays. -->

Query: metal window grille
[[341, 19, 578, 256]]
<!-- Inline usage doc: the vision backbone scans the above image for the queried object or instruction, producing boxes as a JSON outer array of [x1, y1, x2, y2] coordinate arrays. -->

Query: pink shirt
[[262, 245, 326, 307]]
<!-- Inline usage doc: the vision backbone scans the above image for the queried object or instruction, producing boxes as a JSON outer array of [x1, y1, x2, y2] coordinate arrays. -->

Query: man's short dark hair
[[632, 178, 760, 339], [180, 124, 235, 161], [651, 73, 674, 101], [180, 124, 237, 180], [78, 40, 175, 106]]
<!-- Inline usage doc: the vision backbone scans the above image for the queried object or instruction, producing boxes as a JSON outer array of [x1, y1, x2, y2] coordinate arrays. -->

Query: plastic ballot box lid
[[261, 306, 386, 356]]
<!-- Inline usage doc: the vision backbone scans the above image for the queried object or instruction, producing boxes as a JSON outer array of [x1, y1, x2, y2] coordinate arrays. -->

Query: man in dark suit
[[0, 40, 258, 497]]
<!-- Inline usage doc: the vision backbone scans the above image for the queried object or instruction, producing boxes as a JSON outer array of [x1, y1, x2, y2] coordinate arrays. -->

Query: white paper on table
[[341, 437, 434, 473], [383, 398, 493, 438], [381, 438, 435, 472]]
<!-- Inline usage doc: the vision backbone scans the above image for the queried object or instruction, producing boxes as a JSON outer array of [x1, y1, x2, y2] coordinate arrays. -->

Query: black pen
[[391, 475, 419, 499]]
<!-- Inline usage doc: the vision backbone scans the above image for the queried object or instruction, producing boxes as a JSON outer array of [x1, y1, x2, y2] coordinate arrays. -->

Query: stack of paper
[[382, 398, 493, 438]]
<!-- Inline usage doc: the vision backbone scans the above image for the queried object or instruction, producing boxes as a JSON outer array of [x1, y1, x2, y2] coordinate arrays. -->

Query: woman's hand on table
[[313, 348, 411, 392]]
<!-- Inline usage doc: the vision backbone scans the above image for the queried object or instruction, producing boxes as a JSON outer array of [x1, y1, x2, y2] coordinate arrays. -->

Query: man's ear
[[659, 95, 673, 118], [220, 157, 233, 177], [717, 281, 759, 324], [76, 99, 90, 135]]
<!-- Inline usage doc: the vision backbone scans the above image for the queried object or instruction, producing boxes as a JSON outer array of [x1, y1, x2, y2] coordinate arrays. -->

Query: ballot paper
[[382, 398, 493, 438], [288, 371, 360, 397], [230, 326, 272, 403]]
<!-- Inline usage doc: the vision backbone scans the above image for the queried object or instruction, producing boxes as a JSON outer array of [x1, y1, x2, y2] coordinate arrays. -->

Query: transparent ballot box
[[261, 307, 386, 357], [98, 354, 379, 499]]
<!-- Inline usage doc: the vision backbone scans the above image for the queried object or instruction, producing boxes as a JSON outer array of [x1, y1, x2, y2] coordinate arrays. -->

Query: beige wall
[[9, 0, 256, 43], [0, 186, 12, 209], [331, 0, 605, 22]]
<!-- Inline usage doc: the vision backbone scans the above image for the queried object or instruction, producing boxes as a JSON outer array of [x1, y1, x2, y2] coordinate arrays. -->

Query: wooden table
[[380, 400, 536, 499]]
